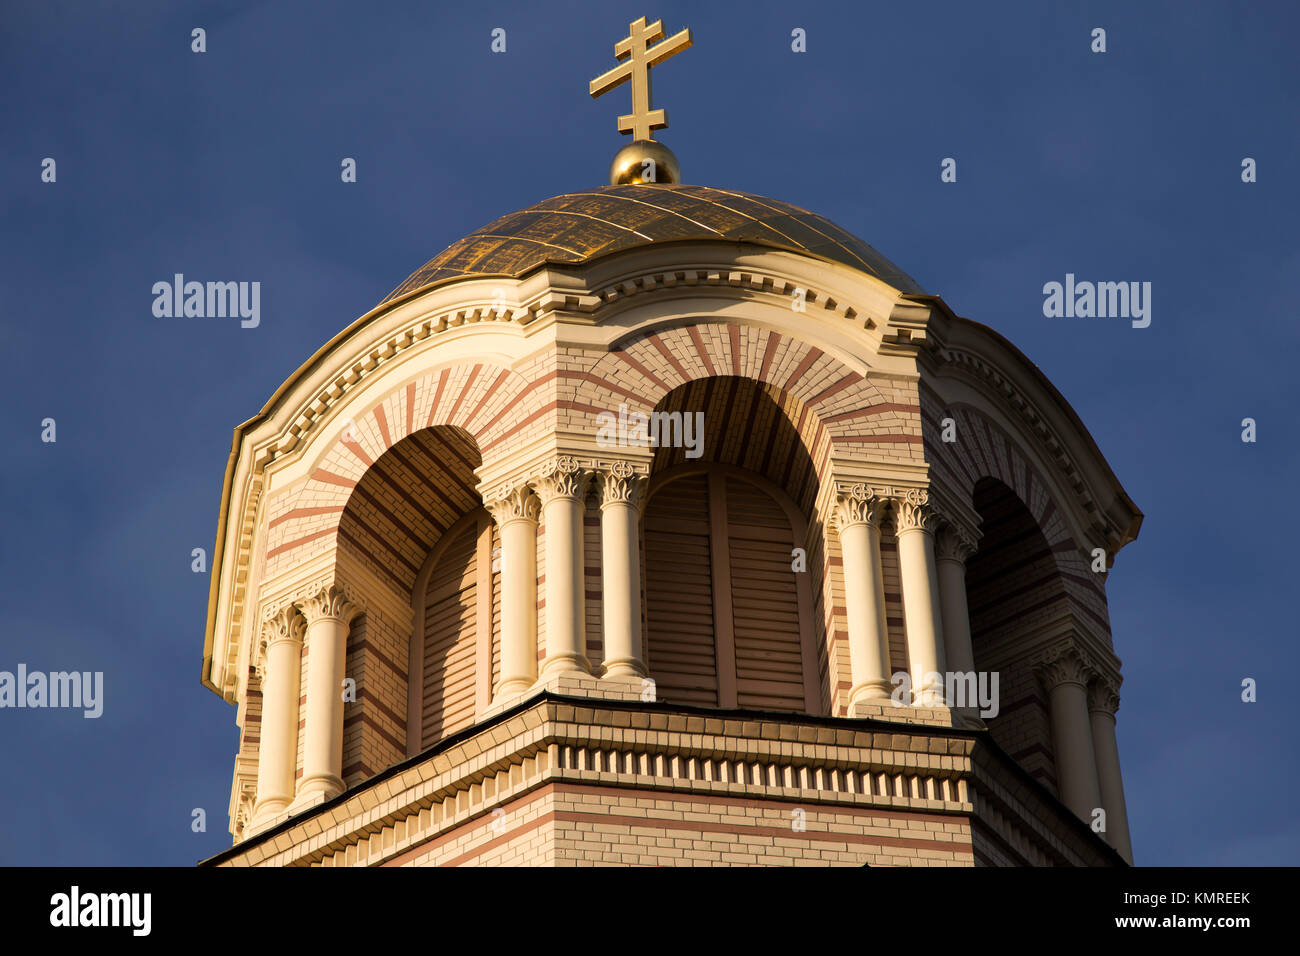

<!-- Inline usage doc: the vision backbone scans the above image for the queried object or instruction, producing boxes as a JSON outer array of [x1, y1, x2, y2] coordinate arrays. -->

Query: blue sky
[[1, 0, 1296, 866]]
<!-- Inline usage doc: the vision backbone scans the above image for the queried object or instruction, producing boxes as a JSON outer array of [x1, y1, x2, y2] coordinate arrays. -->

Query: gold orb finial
[[609, 140, 681, 185], [590, 17, 692, 184]]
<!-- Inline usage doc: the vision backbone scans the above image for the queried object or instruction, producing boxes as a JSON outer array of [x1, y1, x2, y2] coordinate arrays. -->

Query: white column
[[1089, 680, 1134, 862], [893, 490, 948, 706], [598, 463, 648, 679], [488, 484, 541, 696], [1039, 648, 1103, 823], [296, 583, 361, 803], [249, 604, 304, 829], [536, 457, 591, 677], [832, 485, 892, 705], [935, 524, 979, 676]]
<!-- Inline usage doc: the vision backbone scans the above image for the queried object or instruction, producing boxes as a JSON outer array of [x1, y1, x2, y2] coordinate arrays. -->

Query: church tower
[[200, 17, 1141, 867]]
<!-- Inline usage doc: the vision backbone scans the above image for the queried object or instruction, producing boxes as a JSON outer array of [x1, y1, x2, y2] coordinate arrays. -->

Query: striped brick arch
[[575, 322, 924, 476], [338, 428, 481, 597], [921, 403, 1115, 798], [650, 376, 824, 514], [964, 476, 1067, 791], [921, 402, 1109, 635], [264, 363, 542, 585]]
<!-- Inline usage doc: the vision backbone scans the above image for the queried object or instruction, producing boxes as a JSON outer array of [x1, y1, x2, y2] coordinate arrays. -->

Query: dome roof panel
[[381, 184, 923, 303]]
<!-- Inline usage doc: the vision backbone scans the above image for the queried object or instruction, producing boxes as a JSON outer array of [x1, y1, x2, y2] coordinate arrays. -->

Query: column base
[[538, 654, 591, 679], [287, 789, 330, 816], [246, 797, 291, 837], [478, 670, 650, 722], [496, 676, 535, 698], [849, 698, 965, 728], [291, 774, 343, 811], [600, 658, 648, 679], [848, 680, 894, 708], [912, 678, 949, 708]]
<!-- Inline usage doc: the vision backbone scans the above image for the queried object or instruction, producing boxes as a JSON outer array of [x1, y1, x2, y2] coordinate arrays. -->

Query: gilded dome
[[381, 184, 923, 303]]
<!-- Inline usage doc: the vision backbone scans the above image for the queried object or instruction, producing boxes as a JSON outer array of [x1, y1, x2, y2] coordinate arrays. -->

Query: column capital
[[256, 604, 306, 680], [1035, 645, 1096, 691], [295, 582, 363, 626], [597, 459, 649, 511], [1088, 676, 1121, 716], [892, 488, 939, 535], [532, 455, 591, 504], [935, 522, 980, 564], [486, 482, 541, 526], [829, 483, 888, 532]]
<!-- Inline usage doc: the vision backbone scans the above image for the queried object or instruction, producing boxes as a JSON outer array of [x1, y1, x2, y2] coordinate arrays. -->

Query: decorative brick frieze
[[204, 696, 1124, 869]]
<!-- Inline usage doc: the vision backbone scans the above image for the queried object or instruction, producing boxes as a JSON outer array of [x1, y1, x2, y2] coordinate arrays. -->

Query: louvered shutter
[[643, 473, 717, 706], [421, 521, 478, 748], [726, 478, 805, 711]]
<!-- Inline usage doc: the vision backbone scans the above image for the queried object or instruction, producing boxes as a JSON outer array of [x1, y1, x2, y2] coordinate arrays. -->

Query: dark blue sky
[[2, 0, 1296, 866]]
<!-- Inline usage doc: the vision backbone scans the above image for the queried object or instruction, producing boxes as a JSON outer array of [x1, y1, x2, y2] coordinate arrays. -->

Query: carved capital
[[892, 488, 938, 534], [229, 754, 258, 842], [1088, 677, 1121, 716], [597, 460, 649, 510], [486, 482, 541, 525], [829, 483, 887, 532], [257, 604, 305, 680], [1036, 646, 1094, 690], [233, 790, 255, 841], [533, 455, 591, 504], [296, 583, 362, 626], [935, 522, 980, 563]]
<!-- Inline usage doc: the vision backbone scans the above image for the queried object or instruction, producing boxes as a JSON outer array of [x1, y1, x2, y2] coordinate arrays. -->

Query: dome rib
[[381, 184, 923, 303]]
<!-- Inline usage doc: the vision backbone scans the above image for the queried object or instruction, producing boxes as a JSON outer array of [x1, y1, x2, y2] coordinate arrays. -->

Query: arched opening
[[336, 425, 486, 778], [641, 376, 823, 715], [966, 477, 1068, 795]]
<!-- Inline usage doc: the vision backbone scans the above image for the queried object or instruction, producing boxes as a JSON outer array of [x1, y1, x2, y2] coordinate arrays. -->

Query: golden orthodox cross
[[589, 16, 692, 141]]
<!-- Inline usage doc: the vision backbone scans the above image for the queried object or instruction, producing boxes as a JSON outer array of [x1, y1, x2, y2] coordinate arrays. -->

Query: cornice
[[203, 693, 981, 868]]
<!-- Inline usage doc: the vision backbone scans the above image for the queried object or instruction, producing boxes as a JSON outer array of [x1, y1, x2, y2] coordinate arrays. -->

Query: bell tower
[[201, 17, 1141, 867]]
